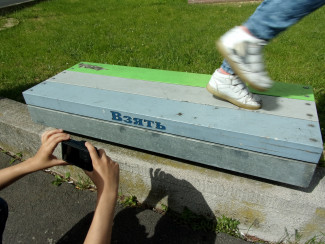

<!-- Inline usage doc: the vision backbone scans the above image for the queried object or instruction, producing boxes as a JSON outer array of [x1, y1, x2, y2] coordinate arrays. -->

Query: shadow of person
[[111, 206, 149, 243], [56, 204, 149, 244], [111, 168, 216, 244], [56, 212, 94, 244]]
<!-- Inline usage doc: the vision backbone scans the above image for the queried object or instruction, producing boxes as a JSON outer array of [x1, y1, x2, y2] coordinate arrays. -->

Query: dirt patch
[[78, 63, 107, 71], [0, 17, 19, 31]]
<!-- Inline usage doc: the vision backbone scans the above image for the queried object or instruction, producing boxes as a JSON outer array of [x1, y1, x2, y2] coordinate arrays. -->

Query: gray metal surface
[[0, 0, 34, 8], [27, 105, 317, 187], [51, 71, 319, 122], [23, 81, 323, 163]]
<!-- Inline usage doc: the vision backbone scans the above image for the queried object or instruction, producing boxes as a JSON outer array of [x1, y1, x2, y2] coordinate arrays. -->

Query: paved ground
[[0, 152, 250, 244], [0, 0, 34, 9]]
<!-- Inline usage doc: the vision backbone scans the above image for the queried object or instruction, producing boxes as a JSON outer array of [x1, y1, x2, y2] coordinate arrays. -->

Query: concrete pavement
[[0, 152, 249, 244]]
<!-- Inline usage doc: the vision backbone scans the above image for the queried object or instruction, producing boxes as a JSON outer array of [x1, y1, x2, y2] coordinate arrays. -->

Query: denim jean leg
[[244, 0, 325, 41], [220, 59, 235, 75], [0, 198, 8, 244]]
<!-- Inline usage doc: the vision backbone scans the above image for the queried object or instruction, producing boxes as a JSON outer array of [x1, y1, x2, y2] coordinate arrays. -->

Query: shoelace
[[230, 76, 257, 102]]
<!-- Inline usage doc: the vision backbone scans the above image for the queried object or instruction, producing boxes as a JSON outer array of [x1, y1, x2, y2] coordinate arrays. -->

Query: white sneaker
[[207, 70, 262, 110], [217, 26, 273, 91]]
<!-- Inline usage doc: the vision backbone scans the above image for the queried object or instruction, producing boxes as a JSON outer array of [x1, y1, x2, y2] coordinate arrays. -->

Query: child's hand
[[0, 129, 70, 190], [84, 142, 119, 197], [30, 129, 70, 171]]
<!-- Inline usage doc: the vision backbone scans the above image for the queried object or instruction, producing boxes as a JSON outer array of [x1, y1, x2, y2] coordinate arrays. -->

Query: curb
[[1, 97, 325, 242]]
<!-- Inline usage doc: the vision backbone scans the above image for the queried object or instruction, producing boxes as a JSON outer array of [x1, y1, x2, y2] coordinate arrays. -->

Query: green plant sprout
[[51, 172, 71, 186], [9, 152, 23, 165], [121, 195, 138, 207], [75, 174, 93, 190]]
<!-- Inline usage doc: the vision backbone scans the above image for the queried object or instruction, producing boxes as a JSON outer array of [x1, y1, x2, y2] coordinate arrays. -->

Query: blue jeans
[[221, 0, 325, 74], [0, 198, 8, 244]]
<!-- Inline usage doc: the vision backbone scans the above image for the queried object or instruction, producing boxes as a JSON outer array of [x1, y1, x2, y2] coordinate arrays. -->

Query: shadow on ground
[[57, 168, 219, 244]]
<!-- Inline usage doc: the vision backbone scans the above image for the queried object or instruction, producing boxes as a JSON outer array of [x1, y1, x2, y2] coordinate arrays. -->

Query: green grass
[[0, 0, 324, 141], [0, 17, 7, 26]]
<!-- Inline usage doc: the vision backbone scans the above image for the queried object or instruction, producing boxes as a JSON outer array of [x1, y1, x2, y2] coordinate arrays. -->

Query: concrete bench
[[23, 62, 323, 187], [0, 0, 34, 9]]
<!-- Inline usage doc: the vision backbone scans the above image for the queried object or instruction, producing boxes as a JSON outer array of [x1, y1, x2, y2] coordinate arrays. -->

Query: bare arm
[[0, 129, 70, 190], [83, 142, 119, 244]]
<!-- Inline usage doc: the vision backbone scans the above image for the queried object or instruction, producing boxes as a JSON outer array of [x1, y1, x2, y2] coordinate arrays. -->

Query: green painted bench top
[[68, 62, 315, 101]]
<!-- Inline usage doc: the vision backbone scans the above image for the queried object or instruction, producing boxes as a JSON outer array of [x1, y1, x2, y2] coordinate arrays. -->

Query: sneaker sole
[[216, 40, 269, 92], [206, 83, 261, 110]]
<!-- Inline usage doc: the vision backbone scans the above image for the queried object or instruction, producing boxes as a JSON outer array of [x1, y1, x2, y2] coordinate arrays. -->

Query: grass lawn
[[0, 0, 324, 143]]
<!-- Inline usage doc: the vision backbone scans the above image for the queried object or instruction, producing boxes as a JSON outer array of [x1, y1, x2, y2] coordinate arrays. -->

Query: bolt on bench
[[23, 62, 323, 187]]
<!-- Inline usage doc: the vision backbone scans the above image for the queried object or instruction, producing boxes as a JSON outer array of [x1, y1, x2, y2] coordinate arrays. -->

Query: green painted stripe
[[67, 62, 314, 101], [68, 62, 209, 87]]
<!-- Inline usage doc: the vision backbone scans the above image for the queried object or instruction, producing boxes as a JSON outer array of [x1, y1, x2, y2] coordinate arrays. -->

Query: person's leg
[[0, 198, 8, 244], [210, 0, 325, 108], [245, 0, 325, 41], [216, 0, 325, 92], [220, 60, 235, 75], [220, 0, 325, 75]]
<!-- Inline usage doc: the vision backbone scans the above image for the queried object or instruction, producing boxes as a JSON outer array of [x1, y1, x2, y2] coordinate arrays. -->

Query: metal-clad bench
[[0, 0, 34, 9], [23, 62, 323, 187]]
